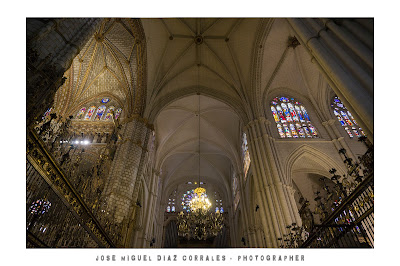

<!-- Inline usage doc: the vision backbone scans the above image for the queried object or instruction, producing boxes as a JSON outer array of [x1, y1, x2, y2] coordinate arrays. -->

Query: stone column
[[101, 116, 152, 247], [245, 117, 302, 247], [287, 18, 373, 141], [236, 173, 257, 247], [140, 171, 161, 247]]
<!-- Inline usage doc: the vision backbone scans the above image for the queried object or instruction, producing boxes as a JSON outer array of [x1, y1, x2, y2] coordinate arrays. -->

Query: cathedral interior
[[26, 18, 374, 248]]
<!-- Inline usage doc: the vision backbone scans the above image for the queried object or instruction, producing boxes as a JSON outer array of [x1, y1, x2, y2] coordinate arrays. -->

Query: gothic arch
[[251, 18, 276, 118], [146, 85, 248, 125], [263, 87, 316, 119], [284, 144, 346, 185]]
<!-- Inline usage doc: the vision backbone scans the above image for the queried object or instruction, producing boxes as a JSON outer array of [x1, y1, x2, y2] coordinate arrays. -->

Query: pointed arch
[[284, 144, 346, 185]]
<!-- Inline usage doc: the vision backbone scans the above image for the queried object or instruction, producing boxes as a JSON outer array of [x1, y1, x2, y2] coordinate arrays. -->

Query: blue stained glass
[[301, 106, 310, 121], [344, 127, 354, 138], [288, 103, 299, 122], [94, 105, 106, 121], [277, 124, 286, 138], [104, 106, 115, 120], [295, 106, 305, 122], [334, 110, 347, 126], [84, 106, 96, 120], [76, 107, 86, 119], [279, 97, 290, 102], [283, 124, 292, 138], [290, 124, 298, 138], [281, 103, 292, 122], [303, 125, 312, 137], [101, 98, 110, 103], [220, 207, 224, 213], [296, 123, 305, 138], [276, 105, 286, 123], [347, 111, 358, 125], [42, 108, 52, 120], [332, 96, 365, 138], [340, 111, 353, 126], [308, 124, 318, 136]]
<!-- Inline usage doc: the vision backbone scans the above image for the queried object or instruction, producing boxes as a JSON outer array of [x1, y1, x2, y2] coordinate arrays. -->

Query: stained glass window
[[166, 190, 176, 212], [270, 97, 318, 138], [76, 107, 86, 120], [42, 107, 52, 120], [242, 133, 251, 178], [104, 106, 115, 120], [331, 96, 365, 139], [214, 192, 223, 213], [76, 105, 122, 122], [115, 108, 122, 120], [101, 98, 110, 103], [29, 199, 51, 215], [84, 106, 96, 120], [181, 189, 209, 212], [94, 105, 106, 121]]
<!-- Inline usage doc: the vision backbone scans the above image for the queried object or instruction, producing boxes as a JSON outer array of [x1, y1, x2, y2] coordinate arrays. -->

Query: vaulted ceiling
[[144, 18, 327, 200], [155, 94, 240, 199], [54, 18, 329, 205], [55, 18, 139, 117]]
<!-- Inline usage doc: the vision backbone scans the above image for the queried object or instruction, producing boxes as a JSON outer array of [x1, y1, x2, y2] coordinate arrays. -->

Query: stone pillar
[[236, 173, 257, 247], [101, 116, 152, 247], [140, 171, 161, 247], [27, 18, 101, 126], [245, 117, 301, 247], [287, 18, 373, 141]]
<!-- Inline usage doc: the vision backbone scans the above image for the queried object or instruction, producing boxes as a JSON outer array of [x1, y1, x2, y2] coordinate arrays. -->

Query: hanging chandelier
[[176, 92, 224, 240], [189, 187, 211, 211]]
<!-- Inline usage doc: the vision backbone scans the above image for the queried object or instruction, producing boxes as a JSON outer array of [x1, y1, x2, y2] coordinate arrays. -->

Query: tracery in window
[[270, 97, 318, 138], [181, 189, 195, 212], [104, 106, 115, 120], [94, 105, 106, 121], [84, 106, 96, 120], [166, 190, 176, 213], [214, 192, 223, 213], [115, 108, 122, 120], [76, 107, 86, 119], [331, 96, 365, 138], [75, 102, 122, 121], [101, 98, 110, 104], [242, 133, 251, 178]]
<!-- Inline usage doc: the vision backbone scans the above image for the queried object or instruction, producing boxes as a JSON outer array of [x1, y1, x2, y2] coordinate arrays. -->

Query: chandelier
[[176, 92, 224, 240], [189, 187, 211, 211]]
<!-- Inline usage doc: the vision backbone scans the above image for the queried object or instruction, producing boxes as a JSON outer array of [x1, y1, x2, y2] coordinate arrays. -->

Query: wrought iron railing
[[280, 137, 374, 248], [26, 129, 115, 248], [300, 172, 373, 248]]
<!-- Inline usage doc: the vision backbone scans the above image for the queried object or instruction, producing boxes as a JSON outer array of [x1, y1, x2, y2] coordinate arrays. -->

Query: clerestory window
[[270, 96, 318, 138]]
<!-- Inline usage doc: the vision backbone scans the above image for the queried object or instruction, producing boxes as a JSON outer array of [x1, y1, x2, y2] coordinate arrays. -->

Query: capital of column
[[322, 118, 336, 127], [123, 114, 154, 130], [258, 116, 271, 126]]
